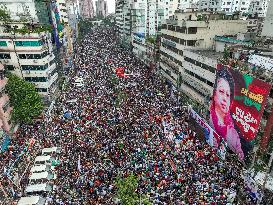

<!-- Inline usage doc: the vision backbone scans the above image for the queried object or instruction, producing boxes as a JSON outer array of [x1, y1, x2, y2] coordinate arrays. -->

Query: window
[[15, 41, 42, 47], [187, 40, 196, 46], [4, 65, 15, 71], [188, 27, 197, 34], [18, 51, 48, 59], [36, 88, 48, 92], [227, 2, 231, 5], [0, 41, 7, 47], [25, 77, 47, 82], [176, 26, 186, 33], [49, 59, 55, 66], [0, 53, 11, 59], [21, 64, 48, 71]]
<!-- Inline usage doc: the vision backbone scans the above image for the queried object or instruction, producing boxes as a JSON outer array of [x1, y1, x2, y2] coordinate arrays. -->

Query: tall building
[[159, 11, 248, 104], [80, 0, 95, 19], [178, 0, 271, 17], [0, 24, 58, 103], [96, 0, 108, 17], [261, 0, 273, 37]]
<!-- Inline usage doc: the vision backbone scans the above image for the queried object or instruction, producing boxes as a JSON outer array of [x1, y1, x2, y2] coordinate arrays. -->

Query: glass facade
[[15, 41, 43, 47], [0, 41, 7, 47], [21, 64, 48, 71], [25, 77, 48, 82]]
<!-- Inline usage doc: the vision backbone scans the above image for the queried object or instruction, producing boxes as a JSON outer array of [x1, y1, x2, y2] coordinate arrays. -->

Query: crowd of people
[[0, 27, 251, 204]]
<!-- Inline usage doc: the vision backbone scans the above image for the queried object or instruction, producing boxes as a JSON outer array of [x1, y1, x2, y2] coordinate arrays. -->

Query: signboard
[[189, 107, 227, 159], [209, 64, 272, 161]]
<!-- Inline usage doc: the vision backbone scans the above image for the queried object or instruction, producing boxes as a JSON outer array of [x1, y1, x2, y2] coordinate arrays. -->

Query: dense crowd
[[0, 27, 248, 204]]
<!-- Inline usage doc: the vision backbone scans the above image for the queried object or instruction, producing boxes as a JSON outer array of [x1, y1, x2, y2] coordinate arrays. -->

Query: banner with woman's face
[[209, 64, 272, 161]]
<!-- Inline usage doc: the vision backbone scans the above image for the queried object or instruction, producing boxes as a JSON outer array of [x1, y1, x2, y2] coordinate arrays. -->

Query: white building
[[96, 0, 108, 17], [0, 25, 58, 102], [131, 0, 179, 61], [159, 11, 248, 103], [178, 0, 271, 17], [261, 0, 273, 37]]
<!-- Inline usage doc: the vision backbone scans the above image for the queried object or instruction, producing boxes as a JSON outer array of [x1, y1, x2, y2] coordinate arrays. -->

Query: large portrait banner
[[209, 64, 272, 161]]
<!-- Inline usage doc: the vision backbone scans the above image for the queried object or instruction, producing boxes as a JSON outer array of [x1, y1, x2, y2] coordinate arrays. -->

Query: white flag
[[77, 155, 82, 173]]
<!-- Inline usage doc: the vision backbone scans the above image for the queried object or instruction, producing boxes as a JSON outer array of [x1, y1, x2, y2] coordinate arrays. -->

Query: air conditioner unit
[[33, 59, 38, 63]]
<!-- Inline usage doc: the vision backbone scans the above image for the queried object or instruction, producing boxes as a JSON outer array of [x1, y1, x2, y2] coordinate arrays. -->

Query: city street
[[3, 27, 244, 204]]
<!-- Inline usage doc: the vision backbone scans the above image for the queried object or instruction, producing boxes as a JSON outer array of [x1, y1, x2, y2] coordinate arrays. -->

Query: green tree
[[0, 5, 11, 22], [115, 174, 152, 205], [6, 73, 44, 124]]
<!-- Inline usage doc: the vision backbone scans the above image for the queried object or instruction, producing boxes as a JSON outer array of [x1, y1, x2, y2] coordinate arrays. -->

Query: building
[[131, 0, 179, 62], [262, 0, 273, 37], [0, 24, 58, 103], [79, 0, 95, 19], [178, 0, 271, 17], [159, 11, 248, 103], [115, 0, 132, 48], [0, 63, 12, 134], [95, 0, 108, 17]]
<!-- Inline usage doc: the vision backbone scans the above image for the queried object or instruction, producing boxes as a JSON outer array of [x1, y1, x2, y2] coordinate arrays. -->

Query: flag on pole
[[77, 155, 82, 173], [115, 67, 128, 78]]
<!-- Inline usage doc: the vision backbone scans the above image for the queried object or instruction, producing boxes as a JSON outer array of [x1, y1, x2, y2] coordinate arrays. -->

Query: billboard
[[209, 64, 272, 161], [189, 107, 227, 160]]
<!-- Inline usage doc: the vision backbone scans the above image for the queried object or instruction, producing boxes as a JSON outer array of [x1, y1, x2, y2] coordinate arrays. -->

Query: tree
[[0, 5, 11, 23], [115, 174, 152, 205], [6, 73, 44, 124]]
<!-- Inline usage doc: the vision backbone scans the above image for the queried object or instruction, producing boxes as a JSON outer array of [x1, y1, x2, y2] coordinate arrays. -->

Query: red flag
[[169, 159, 176, 172], [115, 67, 128, 78]]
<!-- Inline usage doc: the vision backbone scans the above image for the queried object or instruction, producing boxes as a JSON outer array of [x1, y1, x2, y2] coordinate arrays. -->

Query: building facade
[[0, 27, 58, 102], [178, 0, 271, 17], [261, 0, 273, 37], [95, 0, 108, 17], [159, 11, 248, 104], [0, 63, 12, 134], [80, 0, 95, 19]]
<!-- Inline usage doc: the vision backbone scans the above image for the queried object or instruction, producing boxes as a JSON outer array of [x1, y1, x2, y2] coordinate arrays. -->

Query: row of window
[[36, 88, 48, 92], [25, 77, 48, 82], [183, 80, 206, 98], [161, 34, 197, 46], [161, 66, 176, 81], [22, 65, 48, 71], [18, 51, 49, 59], [0, 53, 11, 59], [161, 24, 197, 34], [184, 68, 214, 87], [160, 50, 183, 67], [4, 65, 15, 71], [15, 41, 43, 47], [161, 60, 180, 75], [161, 41, 182, 55], [184, 56, 215, 74]]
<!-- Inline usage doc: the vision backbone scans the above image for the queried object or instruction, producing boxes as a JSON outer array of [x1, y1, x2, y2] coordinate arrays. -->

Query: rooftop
[[187, 49, 223, 60]]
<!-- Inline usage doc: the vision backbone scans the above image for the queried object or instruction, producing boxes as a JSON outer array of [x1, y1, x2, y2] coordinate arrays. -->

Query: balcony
[[165, 19, 178, 25]]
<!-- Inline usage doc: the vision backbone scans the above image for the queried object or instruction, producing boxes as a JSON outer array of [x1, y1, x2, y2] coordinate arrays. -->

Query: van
[[25, 183, 52, 195], [17, 196, 47, 205], [66, 99, 77, 104], [75, 83, 84, 87], [74, 77, 83, 84], [42, 147, 61, 155], [29, 171, 55, 184], [30, 165, 51, 173], [34, 156, 55, 166]]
